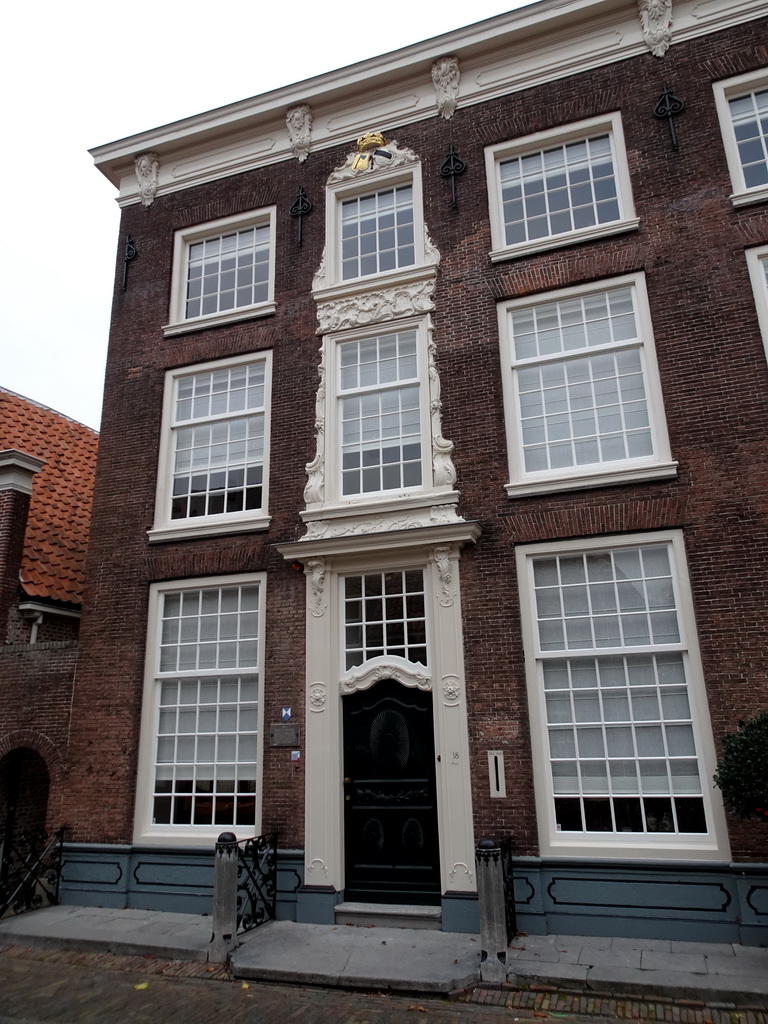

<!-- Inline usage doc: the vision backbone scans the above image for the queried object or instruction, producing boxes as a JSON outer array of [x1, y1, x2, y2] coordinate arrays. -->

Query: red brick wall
[[69, 19, 768, 863], [0, 488, 31, 643], [0, 642, 77, 831]]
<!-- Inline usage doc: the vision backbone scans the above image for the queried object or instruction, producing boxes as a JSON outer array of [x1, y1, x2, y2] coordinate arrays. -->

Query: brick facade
[[73, 3, 768, 938]]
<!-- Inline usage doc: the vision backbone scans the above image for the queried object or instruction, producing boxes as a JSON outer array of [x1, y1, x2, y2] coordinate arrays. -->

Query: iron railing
[[0, 827, 66, 919], [499, 835, 516, 943], [234, 832, 278, 934]]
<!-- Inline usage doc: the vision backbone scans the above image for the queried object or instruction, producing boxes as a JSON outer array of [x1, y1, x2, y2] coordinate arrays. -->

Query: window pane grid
[[341, 185, 415, 280], [344, 571, 427, 670], [500, 133, 620, 246], [171, 364, 266, 521], [158, 586, 261, 673], [530, 543, 707, 836], [153, 674, 258, 827], [338, 332, 422, 496], [510, 288, 655, 475], [729, 88, 768, 190], [185, 225, 270, 319], [153, 585, 261, 828], [532, 546, 680, 653]]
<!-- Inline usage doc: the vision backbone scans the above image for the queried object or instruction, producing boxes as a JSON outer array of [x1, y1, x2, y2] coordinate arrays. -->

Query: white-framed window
[[713, 70, 768, 207], [165, 208, 276, 335], [341, 184, 415, 281], [746, 244, 768, 363], [149, 352, 272, 543], [134, 573, 266, 844], [339, 329, 422, 498], [497, 274, 677, 497], [319, 319, 442, 508], [343, 569, 428, 670], [516, 532, 729, 860], [320, 158, 427, 292], [485, 114, 638, 261]]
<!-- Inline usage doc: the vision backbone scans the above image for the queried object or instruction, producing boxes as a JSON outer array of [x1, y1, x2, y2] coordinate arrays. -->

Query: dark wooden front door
[[343, 680, 440, 905]]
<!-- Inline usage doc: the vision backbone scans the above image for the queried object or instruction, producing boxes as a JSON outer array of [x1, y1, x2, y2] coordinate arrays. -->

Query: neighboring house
[[0, 388, 98, 838], [66, 0, 767, 943]]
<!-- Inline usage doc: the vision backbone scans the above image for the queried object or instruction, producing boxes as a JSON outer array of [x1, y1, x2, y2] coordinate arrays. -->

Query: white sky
[[1, 0, 531, 431]]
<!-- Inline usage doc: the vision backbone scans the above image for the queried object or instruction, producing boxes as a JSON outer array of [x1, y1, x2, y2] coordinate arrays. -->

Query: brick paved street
[[0, 944, 570, 1024], [1, 944, 766, 1024]]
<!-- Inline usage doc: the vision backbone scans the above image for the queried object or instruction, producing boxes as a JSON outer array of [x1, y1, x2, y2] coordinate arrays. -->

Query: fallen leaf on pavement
[[133, 982, 149, 991]]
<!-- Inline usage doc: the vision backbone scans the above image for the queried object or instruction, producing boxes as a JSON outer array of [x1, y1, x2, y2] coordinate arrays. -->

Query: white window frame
[[134, 572, 267, 846], [323, 317, 438, 511], [497, 273, 677, 497], [485, 113, 639, 262], [713, 70, 768, 208], [321, 162, 427, 294], [149, 352, 272, 544], [164, 208, 277, 336], [746, 243, 768, 362], [516, 531, 730, 861]]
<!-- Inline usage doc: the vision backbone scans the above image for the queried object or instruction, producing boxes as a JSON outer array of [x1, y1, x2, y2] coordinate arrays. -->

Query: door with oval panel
[[342, 680, 440, 905]]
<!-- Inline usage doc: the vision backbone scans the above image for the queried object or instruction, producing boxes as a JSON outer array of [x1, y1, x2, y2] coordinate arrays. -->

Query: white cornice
[[92, 0, 767, 205], [0, 450, 45, 495]]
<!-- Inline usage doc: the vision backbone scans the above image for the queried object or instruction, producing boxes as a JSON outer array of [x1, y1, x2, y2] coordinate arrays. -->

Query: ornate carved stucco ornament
[[135, 152, 160, 207], [286, 104, 313, 162], [314, 276, 437, 333], [638, 0, 672, 57], [309, 682, 327, 711], [302, 503, 463, 540], [306, 558, 327, 617], [327, 138, 419, 185], [340, 659, 431, 694], [442, 675, 462, 705], [303, 346, 326, 504], [434, 544, 458, 608], [432, 56, 460, 120]]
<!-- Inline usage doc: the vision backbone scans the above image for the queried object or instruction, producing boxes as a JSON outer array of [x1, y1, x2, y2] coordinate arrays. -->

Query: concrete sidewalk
[[0, 905, 766, 1004]]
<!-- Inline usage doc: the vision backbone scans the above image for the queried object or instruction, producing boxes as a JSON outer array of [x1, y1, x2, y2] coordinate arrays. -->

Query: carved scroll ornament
[[286, 103, 313, 162], [135, 152, 160, 207], [638, 0, 672, 57], [432, 56, 460, 120]]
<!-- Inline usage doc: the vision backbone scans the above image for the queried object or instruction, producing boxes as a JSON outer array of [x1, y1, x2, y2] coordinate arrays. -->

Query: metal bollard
[[475, 838, 508, 982], [208, 832, 239, 963]]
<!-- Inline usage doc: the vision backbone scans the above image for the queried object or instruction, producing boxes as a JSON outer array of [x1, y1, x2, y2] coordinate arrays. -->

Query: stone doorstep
[[334, 902, 443, 930]]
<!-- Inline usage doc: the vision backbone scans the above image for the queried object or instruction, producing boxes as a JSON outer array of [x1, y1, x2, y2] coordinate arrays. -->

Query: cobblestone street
[[2, 944, 766, 1024], [0, 944, 535, 1024]]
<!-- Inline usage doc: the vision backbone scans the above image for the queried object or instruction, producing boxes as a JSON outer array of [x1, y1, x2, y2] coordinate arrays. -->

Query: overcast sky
[[1, 0, 531, 431]]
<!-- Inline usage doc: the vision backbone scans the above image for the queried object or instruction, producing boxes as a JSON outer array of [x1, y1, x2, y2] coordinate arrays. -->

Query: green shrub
[[713, 711, 768, 822]]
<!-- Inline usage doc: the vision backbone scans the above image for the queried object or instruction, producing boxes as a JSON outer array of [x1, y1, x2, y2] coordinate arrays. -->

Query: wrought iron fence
[[0, 827, 66, 919], [499, 835, 516, 943], [235, 832, 277, 934]]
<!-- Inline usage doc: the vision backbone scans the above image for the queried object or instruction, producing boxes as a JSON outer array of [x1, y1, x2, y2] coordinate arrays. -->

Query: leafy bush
[[713, 711, 768, 821]]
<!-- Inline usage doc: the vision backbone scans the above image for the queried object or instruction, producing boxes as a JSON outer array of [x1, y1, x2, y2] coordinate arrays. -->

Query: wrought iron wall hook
[[440, 146, 467, 208], [653, 85, 685, 151], [290, 187, 313, 245], [122, 235, 137, 290]]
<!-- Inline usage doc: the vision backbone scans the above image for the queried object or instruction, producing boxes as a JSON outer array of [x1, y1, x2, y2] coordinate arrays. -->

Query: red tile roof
[[0, 388, 98, 607]]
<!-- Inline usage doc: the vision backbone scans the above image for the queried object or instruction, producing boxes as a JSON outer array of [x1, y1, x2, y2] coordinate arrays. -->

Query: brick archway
[[0, 731, 64, 834]]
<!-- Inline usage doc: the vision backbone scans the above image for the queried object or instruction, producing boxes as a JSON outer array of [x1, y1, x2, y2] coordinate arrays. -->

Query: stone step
[[334, 901, 442, 930]]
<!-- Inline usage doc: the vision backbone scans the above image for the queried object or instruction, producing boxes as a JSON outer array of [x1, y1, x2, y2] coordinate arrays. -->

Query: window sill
[[543, 832, 726, 861], [162, 302, 276, 337], [148, 514, 271, 544], [505, 460, 678, 498], [730, 186, 768, 209], [133, 827, 257, 847], [302, 489, 460, 522], [312, 263, 438, 306], [489, 218, 640, 263]]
